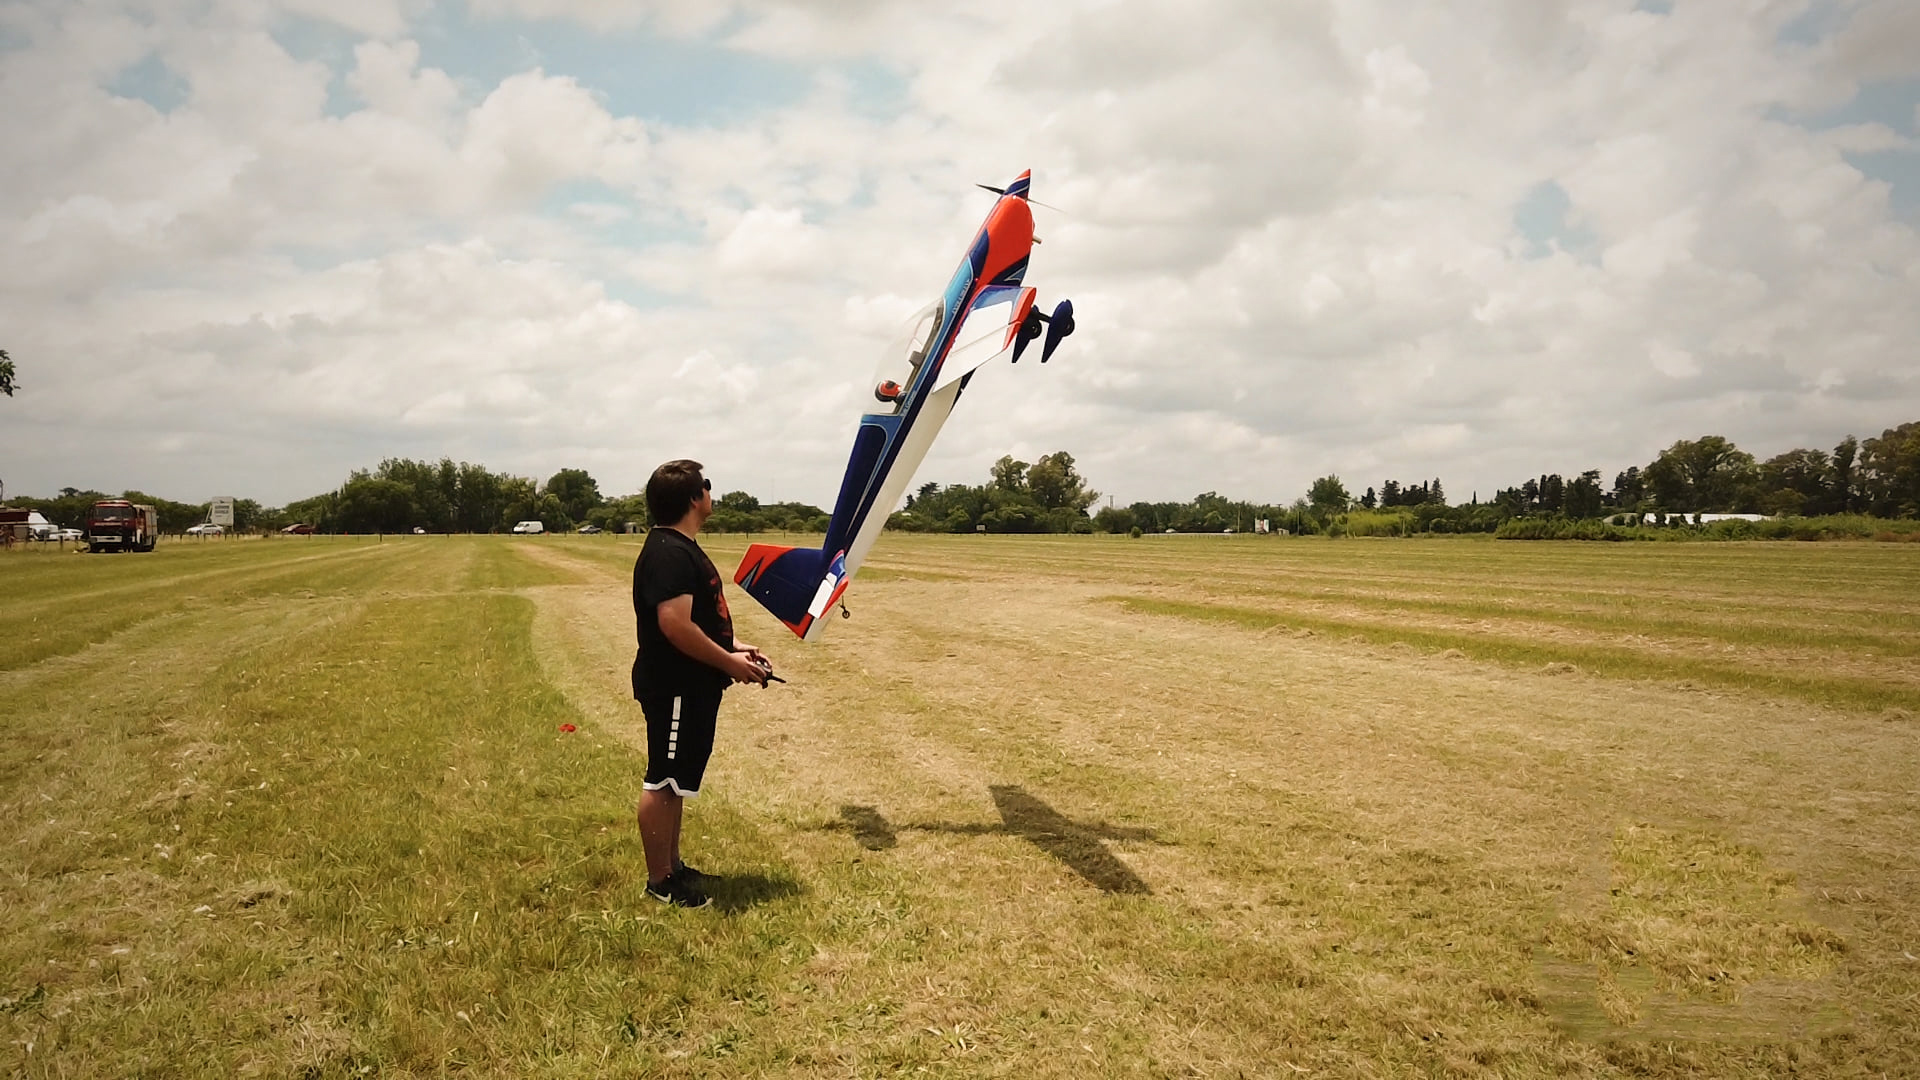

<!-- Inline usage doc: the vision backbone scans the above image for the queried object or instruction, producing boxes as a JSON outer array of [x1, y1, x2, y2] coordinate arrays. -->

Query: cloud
[[1, 0, 1916, 511]]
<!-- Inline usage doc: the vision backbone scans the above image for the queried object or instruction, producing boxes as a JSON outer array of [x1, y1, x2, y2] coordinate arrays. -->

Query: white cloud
[[1, 0, 1917, 510]]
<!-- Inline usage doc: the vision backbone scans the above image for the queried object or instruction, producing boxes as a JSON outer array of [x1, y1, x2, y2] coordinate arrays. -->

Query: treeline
[[280, 459, 828, 535], [1486, 426, 1915, 519], [12, 421, 1916, 540], [888, 452, 1100, 533], [1302, 423, 1920, 536]]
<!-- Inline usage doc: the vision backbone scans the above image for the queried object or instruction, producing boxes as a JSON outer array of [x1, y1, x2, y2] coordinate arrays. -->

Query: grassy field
[[2, 533, 1916, 1077]]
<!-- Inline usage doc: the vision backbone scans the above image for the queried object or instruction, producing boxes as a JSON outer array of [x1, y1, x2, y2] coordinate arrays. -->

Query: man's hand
[[723, 649, 770, 686]]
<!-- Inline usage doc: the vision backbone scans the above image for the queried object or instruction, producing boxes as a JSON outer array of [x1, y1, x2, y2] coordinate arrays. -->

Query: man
[[632, 459, 774, 908]]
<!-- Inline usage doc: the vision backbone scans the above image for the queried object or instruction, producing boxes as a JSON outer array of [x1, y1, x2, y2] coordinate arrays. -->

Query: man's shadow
[[833, 785, 1158, 895]]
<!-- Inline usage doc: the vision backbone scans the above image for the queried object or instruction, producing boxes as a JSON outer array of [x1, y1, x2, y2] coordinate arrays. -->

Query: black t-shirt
[[633, 527, 735, 698]]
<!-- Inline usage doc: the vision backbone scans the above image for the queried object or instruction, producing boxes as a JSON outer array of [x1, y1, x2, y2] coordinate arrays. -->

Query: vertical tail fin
[[735, 543, 844, 639]]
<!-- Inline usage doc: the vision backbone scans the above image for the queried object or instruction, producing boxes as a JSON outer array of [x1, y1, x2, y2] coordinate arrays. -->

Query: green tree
[[373, 458, 451, 530], [1859, 422, 1920, 518], [1650, 436, 1759, 512], [1831, 436, 1859, 514], [1760, 448, 1832, 516], [717, 490, 760, 514], [0, 348, 15, 397], [989, 456, 1029, 494], [337, 476, 418, 533], [1611, 466, 1646, 508], [1025, 451, 1098, 512], [1643, 455, 1687, 509], [1307, 475, 1350, 517], [545, 468, 603, 525], [1565, 470, 1604, 519], [496, 475, 540, 531]]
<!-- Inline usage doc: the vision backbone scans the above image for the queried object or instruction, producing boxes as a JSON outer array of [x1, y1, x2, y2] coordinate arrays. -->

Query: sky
[[1, 0, 1917, 510]]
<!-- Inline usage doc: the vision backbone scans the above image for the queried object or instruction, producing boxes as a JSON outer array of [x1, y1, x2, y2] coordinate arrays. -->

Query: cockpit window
[[869, 303, 943, 416]]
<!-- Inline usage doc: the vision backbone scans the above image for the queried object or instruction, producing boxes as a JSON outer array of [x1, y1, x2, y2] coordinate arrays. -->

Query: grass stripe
[[1108, 594, 1920, 714]]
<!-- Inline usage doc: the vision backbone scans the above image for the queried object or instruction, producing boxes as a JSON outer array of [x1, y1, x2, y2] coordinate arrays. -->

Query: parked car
[[511, 521, 545, 534], [281, 523, 315, 534], [576, 524, 602, 534], [53, 528, 83, 542], [185, 523, 224, 536]]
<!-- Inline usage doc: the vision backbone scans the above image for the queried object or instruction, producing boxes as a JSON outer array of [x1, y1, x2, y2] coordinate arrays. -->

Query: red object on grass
[[559, 723, 577, 733]]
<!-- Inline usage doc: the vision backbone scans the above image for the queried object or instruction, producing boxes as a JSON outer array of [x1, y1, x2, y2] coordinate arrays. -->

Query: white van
[[510, 521, 545, 534]]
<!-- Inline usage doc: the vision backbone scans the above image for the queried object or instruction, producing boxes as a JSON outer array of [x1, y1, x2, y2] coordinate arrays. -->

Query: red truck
[[88, 500, 159, 552]]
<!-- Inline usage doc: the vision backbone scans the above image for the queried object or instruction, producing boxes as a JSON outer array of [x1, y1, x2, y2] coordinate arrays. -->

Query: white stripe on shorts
[[667, 695, 681, 759]]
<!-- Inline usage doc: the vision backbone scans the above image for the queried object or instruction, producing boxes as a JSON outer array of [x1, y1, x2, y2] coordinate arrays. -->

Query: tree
[[1025, 451, 1098, 512], [1611, 466, 1646, 508], [337, 476, 418, 533], [905, 481, 939, 510], [1565, 470, 1604, 519], [1650, 435, 1759, 512], [1538, 474, 1565, 514], [1360, 486, 1376, 510], [1859, 422, 1920, 518], [0, 348, 15, 397], [1760, 448, 1831, 516], [1831, 436, 1859, 514], [1307, 475, 1351, 517], [989, 456, 1029, 493], [544, 468, 603, 525], [1380, 479, 1402, 507]]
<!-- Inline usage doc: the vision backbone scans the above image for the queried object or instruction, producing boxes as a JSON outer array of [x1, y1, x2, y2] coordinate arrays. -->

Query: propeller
[[977, 182, 1069, 215]]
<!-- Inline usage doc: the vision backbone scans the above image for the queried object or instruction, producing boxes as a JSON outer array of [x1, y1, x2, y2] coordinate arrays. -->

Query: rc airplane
[[734, 169, 1075, 640]]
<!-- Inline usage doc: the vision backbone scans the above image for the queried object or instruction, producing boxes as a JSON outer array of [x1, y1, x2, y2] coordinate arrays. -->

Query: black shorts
[[640, 687, 722, 797]]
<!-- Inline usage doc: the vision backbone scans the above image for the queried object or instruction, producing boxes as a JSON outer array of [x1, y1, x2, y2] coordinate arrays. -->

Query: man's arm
[[657, 595, 768, 685]]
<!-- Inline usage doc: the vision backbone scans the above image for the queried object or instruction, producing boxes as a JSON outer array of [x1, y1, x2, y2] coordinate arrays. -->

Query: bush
[[1129, 526, 1143, 539], [1495, 517, 1646, 541], [1495, 512, 1920, 542], [1343, 510, 1414, 537]]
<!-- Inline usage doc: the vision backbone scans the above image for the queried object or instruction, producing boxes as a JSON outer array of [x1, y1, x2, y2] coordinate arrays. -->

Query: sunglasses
[[701, 478, 712, 491]]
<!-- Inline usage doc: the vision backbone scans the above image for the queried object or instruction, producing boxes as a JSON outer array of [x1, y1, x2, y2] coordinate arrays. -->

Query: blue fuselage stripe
[[823, 213, 1014, 555]]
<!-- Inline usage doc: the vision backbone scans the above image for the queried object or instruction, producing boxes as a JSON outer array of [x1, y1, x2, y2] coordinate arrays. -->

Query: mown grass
[[3, 534, 1917, 1077], [1109, 595, 1920, 714]]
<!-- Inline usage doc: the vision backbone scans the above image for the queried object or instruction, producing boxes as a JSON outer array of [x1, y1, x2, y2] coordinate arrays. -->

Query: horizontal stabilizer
[[735, 543, 847, 639], [735, 543, 826, 633]]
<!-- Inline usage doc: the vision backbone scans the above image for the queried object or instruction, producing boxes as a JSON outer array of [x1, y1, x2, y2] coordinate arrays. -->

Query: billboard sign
[[209, 497, 235, 527]]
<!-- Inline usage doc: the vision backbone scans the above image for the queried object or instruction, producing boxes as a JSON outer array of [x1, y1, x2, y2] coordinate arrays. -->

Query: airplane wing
[[931, 285, 1036, 391]]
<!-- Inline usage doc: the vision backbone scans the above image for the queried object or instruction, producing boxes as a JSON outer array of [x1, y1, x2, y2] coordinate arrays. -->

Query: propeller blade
[[976, 184, 1007, 196]]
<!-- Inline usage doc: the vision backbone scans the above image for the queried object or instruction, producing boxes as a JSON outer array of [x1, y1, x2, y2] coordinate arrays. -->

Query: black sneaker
[[646, 872, 710, 909], [673, 861, 708, 883]]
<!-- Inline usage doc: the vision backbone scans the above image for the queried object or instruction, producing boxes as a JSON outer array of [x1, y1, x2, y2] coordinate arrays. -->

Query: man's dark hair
[[647, 459, 706, 525]]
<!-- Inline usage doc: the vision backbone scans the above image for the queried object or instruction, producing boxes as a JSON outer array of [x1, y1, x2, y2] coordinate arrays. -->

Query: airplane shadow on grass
[[700, 871, 804, 914], [834, 785, 1159, 896]]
